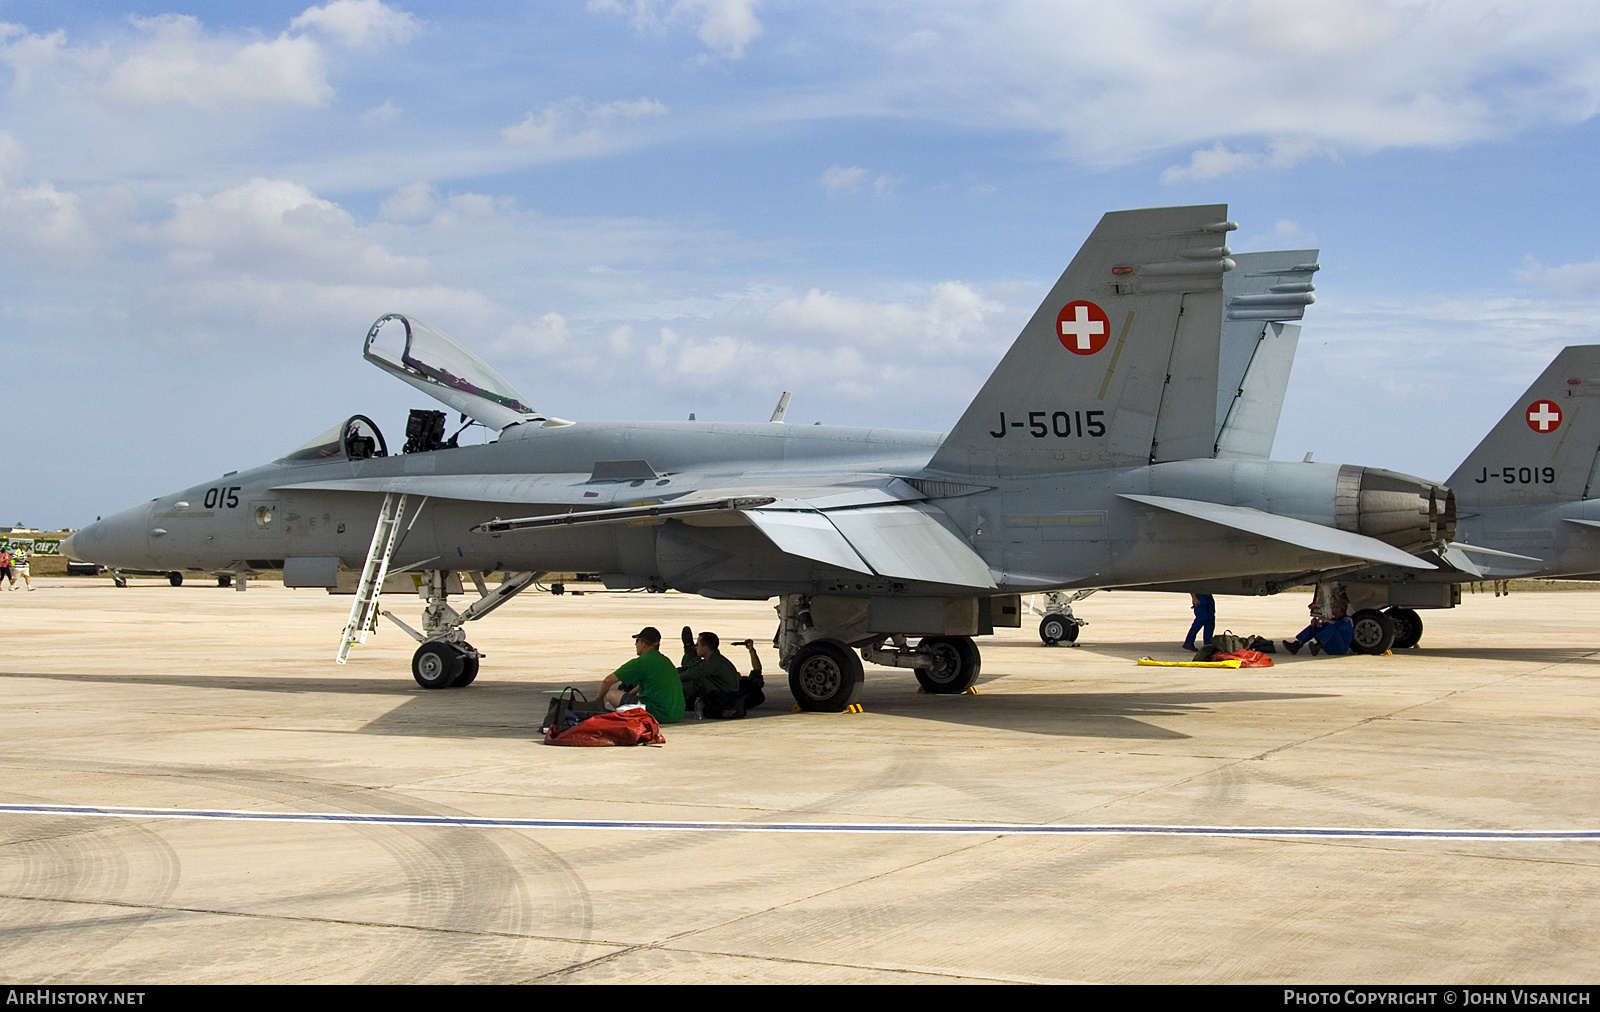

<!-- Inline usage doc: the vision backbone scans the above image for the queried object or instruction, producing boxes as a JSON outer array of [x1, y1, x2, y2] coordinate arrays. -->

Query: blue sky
[[6, 1, 1600, 528]]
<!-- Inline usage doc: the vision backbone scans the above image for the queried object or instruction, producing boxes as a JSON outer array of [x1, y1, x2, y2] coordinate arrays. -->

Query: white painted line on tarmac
[[1, 803, 1596, 841]]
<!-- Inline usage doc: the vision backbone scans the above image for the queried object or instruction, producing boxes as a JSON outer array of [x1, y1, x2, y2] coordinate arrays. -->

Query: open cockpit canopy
[[364, 314, 542, 431], [280, 414, 388, 462]]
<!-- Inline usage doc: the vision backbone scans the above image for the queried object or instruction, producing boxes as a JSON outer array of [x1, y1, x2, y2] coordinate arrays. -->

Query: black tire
[[1039, 614, 1068, 646], [915, 636, 982, 693], [412, 641, 464, 690], [452, 650, 480, 688], [1386, 607, 1423, 649], [113, 575, 127, 588], [788, 640, 864, 712], [217, 574, 232, 588], [1063, 622, 1080, 643], [1350, 609, 1396, 655], [168, 572, 183, 587]]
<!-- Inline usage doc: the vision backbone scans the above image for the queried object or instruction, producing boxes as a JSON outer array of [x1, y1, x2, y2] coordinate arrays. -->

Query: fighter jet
[[1291, 346, 1600, 649], [65, 204, 1452, 710]]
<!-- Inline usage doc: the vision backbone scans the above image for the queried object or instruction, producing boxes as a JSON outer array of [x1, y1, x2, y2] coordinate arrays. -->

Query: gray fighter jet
[[65, 205, 1452, 710], [1300, 346, 1600, 648]]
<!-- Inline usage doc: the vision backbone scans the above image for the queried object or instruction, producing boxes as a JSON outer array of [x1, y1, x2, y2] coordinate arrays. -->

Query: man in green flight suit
[[677, 628, 743, 710], [598, 626, 685, 724]]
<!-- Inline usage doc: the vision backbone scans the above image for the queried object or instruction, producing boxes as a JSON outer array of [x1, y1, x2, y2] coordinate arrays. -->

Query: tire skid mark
[[0, 806, 181, 982], [0, 756, 593, 982]]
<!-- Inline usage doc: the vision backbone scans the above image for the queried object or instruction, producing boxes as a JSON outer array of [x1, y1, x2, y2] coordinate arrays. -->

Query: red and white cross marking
[[1056, 300, 1110, 355], [1526, 399, 1562, 433]]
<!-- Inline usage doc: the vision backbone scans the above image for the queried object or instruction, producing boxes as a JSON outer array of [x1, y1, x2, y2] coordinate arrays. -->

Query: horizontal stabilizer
[[1119, 493, 1436, 570], [1450, 541, 1544, 561], [1565, 518, 1600, 530], [747, 504, 997, 589]]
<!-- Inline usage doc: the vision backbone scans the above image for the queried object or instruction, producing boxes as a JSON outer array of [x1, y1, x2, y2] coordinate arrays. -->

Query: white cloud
[[820, 165, 868, 193], [502, 105, 569, 146], [1161, 138, 1333, 184], [500, 96, 668, 154], [590, 97, 668, 120], [158, 177, 428, 284], [361, 98, 401, 124], [379, 181, 436, 222], [820, 165, 901, 196], [289, 1, 421, 48], [1517, 256, 1600, 296], [821, 1, 1600, 167], [0, 14, 332, 110], [493, 312, 572, 357], [589, 0, 763, 59]]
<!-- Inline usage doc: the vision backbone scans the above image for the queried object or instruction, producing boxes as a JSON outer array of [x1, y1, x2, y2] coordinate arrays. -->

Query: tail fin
[[928, 205, 1237, 477], [1214, 249, 1320, 459], [1447, 345, 1600, 506]]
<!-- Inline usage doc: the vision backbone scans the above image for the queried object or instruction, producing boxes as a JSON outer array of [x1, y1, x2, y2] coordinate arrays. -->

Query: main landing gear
[[777, 594, 987, 712]]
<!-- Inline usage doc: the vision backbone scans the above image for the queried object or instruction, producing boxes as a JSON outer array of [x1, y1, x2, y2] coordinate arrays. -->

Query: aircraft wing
[[745, 504, 997, 589], [1119, 493, 1437, 570], [465, 477, 995, 588]]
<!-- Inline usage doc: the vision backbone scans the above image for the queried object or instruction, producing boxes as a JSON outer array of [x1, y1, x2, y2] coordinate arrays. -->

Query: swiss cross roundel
[[1056, 300, 1110, 355], [1527, 399, 1563, 433]]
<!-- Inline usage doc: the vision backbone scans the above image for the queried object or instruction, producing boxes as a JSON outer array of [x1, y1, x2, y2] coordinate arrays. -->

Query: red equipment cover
[[545, 709, 666, 746], [1212, 649, 1274, 668]]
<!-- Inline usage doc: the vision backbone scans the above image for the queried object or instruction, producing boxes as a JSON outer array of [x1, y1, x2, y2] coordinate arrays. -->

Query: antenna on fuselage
[[769, 391, 792, 423]]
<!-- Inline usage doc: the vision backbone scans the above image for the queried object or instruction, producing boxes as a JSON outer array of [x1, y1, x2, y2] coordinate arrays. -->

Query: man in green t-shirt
[[598, 626, 685, 724]]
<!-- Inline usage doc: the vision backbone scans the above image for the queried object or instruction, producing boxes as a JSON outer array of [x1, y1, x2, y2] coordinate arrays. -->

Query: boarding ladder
[[337, 493, 408, 663]]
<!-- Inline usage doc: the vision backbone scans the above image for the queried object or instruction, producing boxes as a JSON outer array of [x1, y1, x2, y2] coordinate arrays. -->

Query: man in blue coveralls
[[1184, 593, 1215, 651]]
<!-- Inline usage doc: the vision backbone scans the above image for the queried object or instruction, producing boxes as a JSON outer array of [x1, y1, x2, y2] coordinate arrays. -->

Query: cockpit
[[364, 314, 544, 430], [280, 415, 389, 462], [276, 314, 558, 464]]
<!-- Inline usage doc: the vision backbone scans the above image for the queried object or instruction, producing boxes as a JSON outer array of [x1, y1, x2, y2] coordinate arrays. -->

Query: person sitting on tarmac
[[678, 628, 741, 708], [597, 626, 685, 723], [1283, 592, 1355, 656]]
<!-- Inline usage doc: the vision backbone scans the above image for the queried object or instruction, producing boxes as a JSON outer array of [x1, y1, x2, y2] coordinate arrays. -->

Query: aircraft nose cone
[[68, 503, 155, 569]]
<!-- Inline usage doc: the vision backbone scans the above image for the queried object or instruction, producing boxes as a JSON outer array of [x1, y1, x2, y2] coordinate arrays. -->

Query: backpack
[[1212, 630, 1247, 653]]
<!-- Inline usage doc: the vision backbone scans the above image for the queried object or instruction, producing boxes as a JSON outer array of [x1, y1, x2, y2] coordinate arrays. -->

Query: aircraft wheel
[[452, 649, 480, 688], [1386, 607, 1424, 649], [412, 641, 464, 690], [788, 639, 864, 712], [1350, 609, 1396, 655], [217, 574, 232, 588], [915, 635, 982, 693], [168, 571, 183, 587], [113, 574, 127, 588], [1039, 614, 1069, 646]]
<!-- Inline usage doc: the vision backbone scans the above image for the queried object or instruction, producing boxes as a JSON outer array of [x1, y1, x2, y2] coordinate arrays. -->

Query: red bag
[[545, 709, 666, 746], [1213, 649, 1274, 668]]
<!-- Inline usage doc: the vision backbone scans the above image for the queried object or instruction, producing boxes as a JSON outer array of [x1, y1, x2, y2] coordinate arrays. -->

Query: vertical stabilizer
[[1215, 250, 1320, 459], [1447, 346, 1600, 506], [928, 205, 1236, 477]]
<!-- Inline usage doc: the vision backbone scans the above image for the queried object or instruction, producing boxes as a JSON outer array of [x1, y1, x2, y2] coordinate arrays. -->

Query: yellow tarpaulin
[[1136, 657, 1243, 668]]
